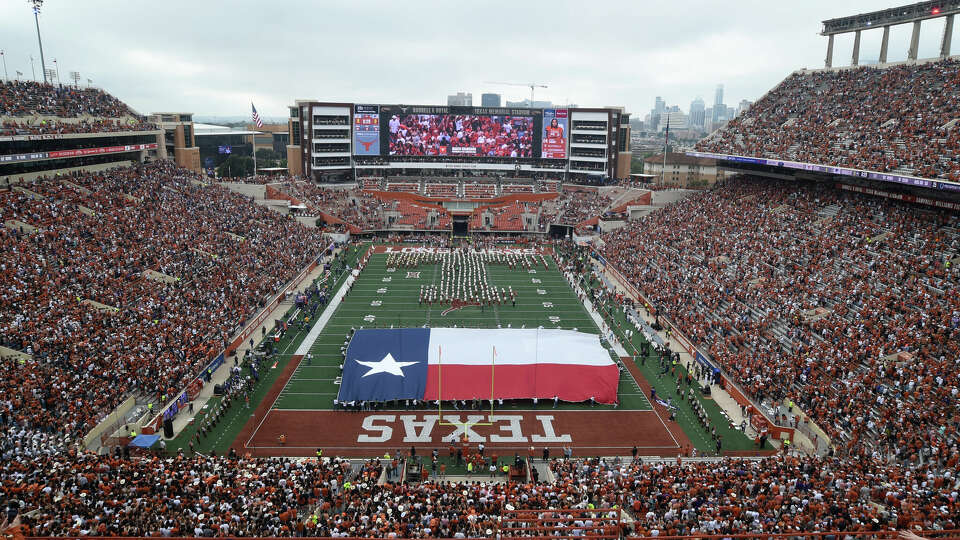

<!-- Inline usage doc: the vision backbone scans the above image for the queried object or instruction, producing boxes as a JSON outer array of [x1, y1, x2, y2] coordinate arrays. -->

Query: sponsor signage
[[0, 143, 157, 164], [688, 151, 960, 192]]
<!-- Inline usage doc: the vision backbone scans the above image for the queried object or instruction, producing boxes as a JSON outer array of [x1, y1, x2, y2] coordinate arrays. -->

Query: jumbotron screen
[[388, 114, 534, 158]]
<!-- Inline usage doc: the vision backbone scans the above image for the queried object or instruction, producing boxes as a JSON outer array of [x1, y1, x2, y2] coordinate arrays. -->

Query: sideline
[[246, 270, 358, 448]]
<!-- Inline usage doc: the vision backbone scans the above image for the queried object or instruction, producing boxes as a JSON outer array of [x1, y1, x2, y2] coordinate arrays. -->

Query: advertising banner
[[541, 109, 568, 159], [353, 104, 381, 155]]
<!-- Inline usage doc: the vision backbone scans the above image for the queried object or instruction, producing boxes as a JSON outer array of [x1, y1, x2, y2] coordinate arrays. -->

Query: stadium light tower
[[29, 0, 48, 84]]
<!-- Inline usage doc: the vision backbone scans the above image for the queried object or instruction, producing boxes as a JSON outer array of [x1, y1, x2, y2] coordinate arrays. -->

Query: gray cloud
[[0, 0, 954, 118]]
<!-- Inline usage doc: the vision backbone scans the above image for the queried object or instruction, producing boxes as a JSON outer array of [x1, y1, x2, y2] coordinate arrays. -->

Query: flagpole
[[251, 100, 258, 179], [490, 346, 496, 417]]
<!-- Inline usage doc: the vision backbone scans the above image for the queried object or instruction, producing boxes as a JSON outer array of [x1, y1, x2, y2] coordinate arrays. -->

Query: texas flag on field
[[336, 328, 619, 404]]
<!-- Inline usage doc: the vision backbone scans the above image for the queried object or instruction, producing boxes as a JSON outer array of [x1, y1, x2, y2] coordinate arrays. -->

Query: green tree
[[216, 155, 255, 178]]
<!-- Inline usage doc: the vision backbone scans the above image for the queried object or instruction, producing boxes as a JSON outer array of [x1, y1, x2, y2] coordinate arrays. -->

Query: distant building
[[447, 92, 473, 106], [245, 123, 290, 154], [736, 99, 753, 117], [643, 152, 722, 187], [713, 84, 726, 124], [689, 97, 706, 129], [150, 112, 200, 173], [481, 93, 501, 107], [658, 111, 688, 132], [504, 99, 553, 108], [192, 123, 258, 172]]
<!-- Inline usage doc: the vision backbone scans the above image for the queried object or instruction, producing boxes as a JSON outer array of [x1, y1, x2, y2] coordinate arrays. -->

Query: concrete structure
[[643, 152, 720, 187], [447, 92, 473, 106], [2, 114, 164, 182], [821, 1, 960, 67], [289, 100, 630, 181], [480, 93, 501, 107], [150, 112, 201, 172], [245, 122, 289, 154]]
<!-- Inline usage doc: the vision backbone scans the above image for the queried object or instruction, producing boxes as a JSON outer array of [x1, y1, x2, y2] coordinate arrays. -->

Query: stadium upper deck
[[692, 57, 960, 193], [0, 81, 162, 182]]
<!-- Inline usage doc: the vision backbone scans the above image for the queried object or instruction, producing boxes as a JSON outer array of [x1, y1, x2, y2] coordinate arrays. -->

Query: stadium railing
[[23, 530, 958, 540], [500, 508, 620, 540], [139, 241, 337, 438], [626, 531, 960, 540]]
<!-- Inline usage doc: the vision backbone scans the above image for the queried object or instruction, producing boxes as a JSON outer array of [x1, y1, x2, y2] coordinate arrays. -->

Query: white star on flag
[[355, 353, 418, 377]]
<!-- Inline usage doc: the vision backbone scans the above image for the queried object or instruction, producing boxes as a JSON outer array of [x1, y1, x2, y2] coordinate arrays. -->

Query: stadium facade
[[286, 100, 631, 182], [0, 125, 163, 182]]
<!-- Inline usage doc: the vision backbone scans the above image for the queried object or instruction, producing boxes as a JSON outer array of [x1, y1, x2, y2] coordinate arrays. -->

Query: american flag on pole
[[251, 103, 263, 128]]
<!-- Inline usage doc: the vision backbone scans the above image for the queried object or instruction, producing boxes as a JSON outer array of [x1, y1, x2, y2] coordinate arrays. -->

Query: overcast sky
[[1, 1, 956, 119]]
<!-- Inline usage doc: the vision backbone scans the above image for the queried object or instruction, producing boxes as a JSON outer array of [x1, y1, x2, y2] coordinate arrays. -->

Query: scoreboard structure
[[286, 100, 631, 181]]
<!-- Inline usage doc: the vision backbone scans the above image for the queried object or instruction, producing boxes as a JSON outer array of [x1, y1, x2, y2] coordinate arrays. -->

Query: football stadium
[[1, 1, 959, 539]]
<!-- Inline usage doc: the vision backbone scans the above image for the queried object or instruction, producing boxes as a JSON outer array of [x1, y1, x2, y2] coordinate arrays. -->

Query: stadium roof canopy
[[193, 123, 259, 136], [821, 0, 960, 35]]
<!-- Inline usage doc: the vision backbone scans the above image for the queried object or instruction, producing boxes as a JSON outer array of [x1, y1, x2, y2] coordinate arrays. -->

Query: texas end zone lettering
[[358, 414, 572, 443]]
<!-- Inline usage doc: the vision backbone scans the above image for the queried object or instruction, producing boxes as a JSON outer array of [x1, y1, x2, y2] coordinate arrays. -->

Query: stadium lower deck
[[231, 245, 704, 458]]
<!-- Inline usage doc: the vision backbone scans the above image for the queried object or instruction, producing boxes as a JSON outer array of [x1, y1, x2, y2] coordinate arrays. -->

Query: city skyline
[[0, 0, 956, 118]]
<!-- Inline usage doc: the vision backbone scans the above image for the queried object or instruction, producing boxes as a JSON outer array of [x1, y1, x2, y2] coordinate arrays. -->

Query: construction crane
[[484, 81, 548, 106]]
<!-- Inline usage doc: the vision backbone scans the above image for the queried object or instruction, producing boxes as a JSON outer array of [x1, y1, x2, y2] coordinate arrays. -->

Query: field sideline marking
[[245, 270, 358, 449]]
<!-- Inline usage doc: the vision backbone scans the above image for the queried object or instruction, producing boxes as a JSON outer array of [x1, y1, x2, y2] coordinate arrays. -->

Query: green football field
[[274, 248, 653, 412]]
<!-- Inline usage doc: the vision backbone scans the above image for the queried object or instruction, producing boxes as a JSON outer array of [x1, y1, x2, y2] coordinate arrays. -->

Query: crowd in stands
[[541, 189, 612, 225], [1, 118, 156, 136], [0, 80, 137, 118], [1, 451, 957, 537], [0, 162, 325, 450], [601, 176, 960, 463], [552, 454, 959, 535], [274, 180, 386, 230], [696, 59, 960, 181], [1, 154, 959, 537], [269, 177, 622, 232]]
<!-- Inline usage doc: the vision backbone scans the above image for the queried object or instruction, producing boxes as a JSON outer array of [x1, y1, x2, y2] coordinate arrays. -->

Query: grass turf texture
[[275, 250, 652, 412]]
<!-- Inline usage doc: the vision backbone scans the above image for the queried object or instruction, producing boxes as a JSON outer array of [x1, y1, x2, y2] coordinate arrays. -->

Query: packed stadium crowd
[[388, 114, 533, 158], [0, 162, 325, 447], [696, 59, 960, 181], [0, 80, 138, 118], [274, 180, 388, 230], [540, 189, 613, 225], [601, 175, 959, 463], [1, 118, 156, 136], [3, 56, 959, 538], [1, 451, 957, 537]]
